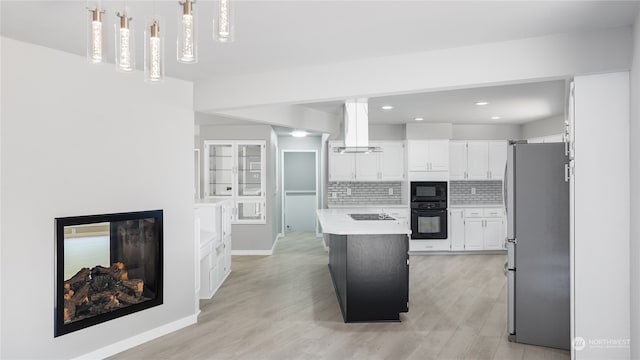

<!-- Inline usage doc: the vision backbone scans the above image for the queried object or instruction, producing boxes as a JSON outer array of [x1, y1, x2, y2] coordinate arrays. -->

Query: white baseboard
[[73, 313, 198, 360], [231, 233, 283, 256]]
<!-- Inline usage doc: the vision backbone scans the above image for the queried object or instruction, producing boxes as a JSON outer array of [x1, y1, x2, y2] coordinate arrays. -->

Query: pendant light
[[115, 11, 134, 72], [214, 0, 233, 43], [178, 0, 198, 63], [144, 16, 164, 83], [87, 6, 106, 63]]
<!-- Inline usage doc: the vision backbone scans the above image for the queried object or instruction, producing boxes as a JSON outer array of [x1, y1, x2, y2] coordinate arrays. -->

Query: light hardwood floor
[[109, 232, 570, 360]]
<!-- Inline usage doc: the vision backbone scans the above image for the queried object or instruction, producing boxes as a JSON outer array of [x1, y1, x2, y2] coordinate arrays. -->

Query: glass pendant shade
[[144, 17, 164, 83], [177, 0, 198, 63], [214, 0, 234, 43], [115, 12, 135, 72], [87, 7, 105, 63]]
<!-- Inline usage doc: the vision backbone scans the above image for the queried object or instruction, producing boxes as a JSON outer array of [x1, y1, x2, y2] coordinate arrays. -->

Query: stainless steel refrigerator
[[505, 142, 570, 350]]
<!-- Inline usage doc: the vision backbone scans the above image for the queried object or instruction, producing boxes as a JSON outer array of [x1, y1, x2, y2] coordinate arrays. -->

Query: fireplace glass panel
[[55, 210, 163, 337]]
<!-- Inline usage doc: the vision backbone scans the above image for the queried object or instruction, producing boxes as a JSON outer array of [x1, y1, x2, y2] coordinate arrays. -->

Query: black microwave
[[410, 181, 447, 203]]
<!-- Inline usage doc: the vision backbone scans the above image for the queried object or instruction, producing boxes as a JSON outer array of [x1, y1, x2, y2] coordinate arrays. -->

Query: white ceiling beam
[[202, 104, 341, 135], [195, 26, 632, 112]]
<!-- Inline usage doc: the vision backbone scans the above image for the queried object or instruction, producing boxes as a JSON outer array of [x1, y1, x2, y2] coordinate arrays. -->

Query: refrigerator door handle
[[503, 261, 508, 276], [506, 238, 516, 270], [508, 269, 515, 335]]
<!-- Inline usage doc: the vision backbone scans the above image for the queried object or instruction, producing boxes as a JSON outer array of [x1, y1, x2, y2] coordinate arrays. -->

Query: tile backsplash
[[328, 182, 402, 206], [449, 180, 503, 205]]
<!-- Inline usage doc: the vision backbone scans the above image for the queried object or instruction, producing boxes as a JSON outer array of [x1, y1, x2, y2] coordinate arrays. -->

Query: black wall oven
[[410, 182, 448, 240]]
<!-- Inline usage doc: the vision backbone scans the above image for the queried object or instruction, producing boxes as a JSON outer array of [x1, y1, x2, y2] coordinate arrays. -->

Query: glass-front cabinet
[[204, 140, 266, 224], [206, 143, 234, 197]]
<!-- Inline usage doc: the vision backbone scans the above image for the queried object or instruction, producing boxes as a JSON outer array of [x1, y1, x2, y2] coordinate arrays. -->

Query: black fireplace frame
[[54, 210, 164, 337]]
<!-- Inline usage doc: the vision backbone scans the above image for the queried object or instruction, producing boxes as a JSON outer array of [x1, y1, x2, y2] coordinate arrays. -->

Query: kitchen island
[[317, 208, 411, 322]]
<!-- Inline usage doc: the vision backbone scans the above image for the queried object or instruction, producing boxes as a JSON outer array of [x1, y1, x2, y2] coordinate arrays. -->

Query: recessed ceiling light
[[491, 116, 501, 120], [291, 130, 308, 137], [475, 101, 489, 106], [414, 117, 424, 121], [381, 105, 394, 110]]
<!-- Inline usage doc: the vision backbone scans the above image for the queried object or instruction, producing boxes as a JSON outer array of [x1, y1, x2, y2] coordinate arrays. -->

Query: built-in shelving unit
[[203, 140, 266, 224]]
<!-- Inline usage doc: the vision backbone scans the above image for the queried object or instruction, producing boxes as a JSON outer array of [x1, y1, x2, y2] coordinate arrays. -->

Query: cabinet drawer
[[464, 208, 484, 218], [483, 208, 504, 217], [200, 240, 214, 260]]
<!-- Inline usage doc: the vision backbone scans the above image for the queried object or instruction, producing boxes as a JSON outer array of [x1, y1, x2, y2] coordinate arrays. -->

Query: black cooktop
[[349, 213, 396, 221]]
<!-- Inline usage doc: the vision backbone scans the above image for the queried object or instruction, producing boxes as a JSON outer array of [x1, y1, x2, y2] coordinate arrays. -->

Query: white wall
[[404, 122, 521, 140], [270, 129, 280, 241], [452, 124, 522, 140], [198, 125, 275, 252], [0, 38, 195, 358], [195, 27, 632, 111], [405, 123, 453, 139], [369, 124, 406, 140], [630, 9, 640, 360], [574, 72, 630, 359], [521, 115, 565, 139]]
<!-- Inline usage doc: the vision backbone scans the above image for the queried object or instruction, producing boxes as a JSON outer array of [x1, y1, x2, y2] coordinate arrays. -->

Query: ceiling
[[1, 1, 638, 82], [1, 1, 637, 128], [302, 80, 567, 125]]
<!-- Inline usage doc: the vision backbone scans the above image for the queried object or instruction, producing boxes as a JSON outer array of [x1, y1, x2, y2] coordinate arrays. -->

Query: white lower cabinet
[[195, 200, 233, 300], [449, 207, 506, 251], [464, 219, 485, 250], [450, 209, 465, 250], [483, 219, 504, 250]]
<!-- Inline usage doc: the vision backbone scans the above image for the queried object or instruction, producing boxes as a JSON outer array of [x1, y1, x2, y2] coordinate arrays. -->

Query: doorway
[[281, 150, 318, 233]]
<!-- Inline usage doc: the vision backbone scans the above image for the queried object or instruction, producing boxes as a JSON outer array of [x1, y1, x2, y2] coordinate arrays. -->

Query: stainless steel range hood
[[335, 98, 381, 154]]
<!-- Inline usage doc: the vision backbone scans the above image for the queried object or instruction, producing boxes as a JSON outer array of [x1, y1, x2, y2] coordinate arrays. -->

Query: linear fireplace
[[55, 210, 163, 337]]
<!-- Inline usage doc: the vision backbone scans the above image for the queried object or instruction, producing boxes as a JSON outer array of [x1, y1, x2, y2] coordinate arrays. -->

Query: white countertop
[[317, 208, 411, 235], [327, 204, 409, 209], [449, 204, 504, 208], [195, 198, 232, 206]]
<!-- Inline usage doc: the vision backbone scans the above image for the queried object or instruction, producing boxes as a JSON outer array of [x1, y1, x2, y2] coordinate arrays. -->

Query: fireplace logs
[[63, 262, 149, 323]]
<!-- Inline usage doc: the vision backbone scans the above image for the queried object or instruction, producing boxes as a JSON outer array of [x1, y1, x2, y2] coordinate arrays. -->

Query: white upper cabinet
[[328, 142, 355, 181], [378, 141, 405, 181], [328, 141, 405, 182], [487, 141, 507, 180], [408, 140, 450, 172], [449, 140, 507, 180], [408, 141, 429, 171], [449, 141, 467, 180], [354, 152, 379, 181], [467, 141, 490, 179]]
